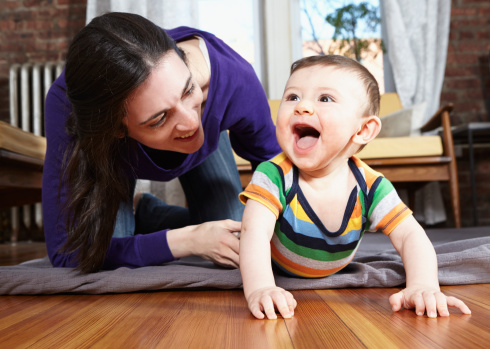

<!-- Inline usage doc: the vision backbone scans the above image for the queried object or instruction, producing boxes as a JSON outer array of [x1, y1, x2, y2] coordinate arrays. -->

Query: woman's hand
[[246, 286, 297, 320], [167, 219, 241, 268], [389, 286, 471, 317]]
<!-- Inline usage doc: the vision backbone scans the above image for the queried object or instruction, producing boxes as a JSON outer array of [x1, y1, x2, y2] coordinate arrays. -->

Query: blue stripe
[[278, 217, 361, 253], [282, 207, 364, 245]]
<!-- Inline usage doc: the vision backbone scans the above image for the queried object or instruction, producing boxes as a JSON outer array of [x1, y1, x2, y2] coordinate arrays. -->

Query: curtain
[[381, 0, 451, 225], [381, 0, 451, 121], [86, 0, 199, 28]]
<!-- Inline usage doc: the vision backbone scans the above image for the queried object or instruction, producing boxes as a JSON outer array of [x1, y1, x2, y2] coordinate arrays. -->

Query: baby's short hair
[[290, 55, 380, 117]]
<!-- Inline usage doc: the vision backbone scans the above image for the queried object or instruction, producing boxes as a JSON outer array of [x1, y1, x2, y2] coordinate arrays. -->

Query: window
[[197, 0, 263, 81], [300, 0, 384, 93]]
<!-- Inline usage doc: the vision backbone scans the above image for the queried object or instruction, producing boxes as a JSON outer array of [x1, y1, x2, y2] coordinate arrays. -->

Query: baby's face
[[276, 65, 368, 176]]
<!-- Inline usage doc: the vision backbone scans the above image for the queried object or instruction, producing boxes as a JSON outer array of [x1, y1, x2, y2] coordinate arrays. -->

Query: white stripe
[[369, 189, 401, 231], [251, 171, 280, 201], [272, 234, 360, 271]]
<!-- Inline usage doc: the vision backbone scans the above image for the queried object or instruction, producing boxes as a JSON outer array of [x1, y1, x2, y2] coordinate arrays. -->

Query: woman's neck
[[177, 37, 210, 102]]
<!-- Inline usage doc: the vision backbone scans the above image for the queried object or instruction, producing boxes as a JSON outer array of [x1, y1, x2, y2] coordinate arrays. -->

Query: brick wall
[[0, 0, 87, 241], [443, 0, 490, 124], [0, 0, 87, 123], [441, 0, 490, 227]]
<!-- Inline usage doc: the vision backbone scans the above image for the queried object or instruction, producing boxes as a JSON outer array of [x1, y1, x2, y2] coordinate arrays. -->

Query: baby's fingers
[[389, 291, 404, 312], [446, 296, 472, 315], [259, 296, 277, 320], [272, 293, 294, 319], [285, 291, 298, 314], [249, 302, 266, 320]]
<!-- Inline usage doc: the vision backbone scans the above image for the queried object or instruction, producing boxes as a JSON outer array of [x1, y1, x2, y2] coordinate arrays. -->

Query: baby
[[239, 55, 471, 320]]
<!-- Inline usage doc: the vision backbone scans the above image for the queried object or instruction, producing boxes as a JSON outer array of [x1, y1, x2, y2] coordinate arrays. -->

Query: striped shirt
[[239, 153, 412, 278]]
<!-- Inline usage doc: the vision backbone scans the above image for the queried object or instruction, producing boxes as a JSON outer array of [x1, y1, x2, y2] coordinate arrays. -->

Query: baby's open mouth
[[294, 125, 320, 150]]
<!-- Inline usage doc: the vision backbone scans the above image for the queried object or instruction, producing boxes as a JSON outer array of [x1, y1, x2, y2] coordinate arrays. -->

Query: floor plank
[[0, 241, 47, 266], [287, 290, 365, 348]]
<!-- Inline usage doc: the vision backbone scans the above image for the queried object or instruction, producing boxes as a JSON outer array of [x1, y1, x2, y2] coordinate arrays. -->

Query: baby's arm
[[388, 215, 471, 317], [240, 199, 297, 319]]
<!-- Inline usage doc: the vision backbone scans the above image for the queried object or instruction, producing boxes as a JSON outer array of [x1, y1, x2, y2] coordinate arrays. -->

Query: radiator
[[9, 62, 64, 242]]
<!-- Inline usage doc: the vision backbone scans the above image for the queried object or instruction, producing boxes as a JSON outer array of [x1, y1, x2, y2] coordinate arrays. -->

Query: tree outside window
[[301, 0, 384, 93]]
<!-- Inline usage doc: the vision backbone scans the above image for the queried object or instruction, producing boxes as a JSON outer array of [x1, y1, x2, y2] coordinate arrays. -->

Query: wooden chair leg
[[449, 173, 461, 228]]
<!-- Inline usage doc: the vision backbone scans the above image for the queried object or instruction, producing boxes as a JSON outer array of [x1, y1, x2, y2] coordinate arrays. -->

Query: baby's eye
[[285, 94, 299, 101], [319, 95, 333, 102]]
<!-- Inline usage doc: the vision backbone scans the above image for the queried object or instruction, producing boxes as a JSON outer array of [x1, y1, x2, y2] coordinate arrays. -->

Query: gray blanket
[[1, 227, 489, 295]]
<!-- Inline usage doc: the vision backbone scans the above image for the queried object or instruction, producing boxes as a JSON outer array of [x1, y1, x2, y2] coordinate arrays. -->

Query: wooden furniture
[[0, 285, 488, 348], [0, 149, 43, 210], [0, 121, 46, 210], [363, 104, 460, 228], [236, 100, 461, 228], [0, 121, 46, 242], [0, 121, 46, 209]]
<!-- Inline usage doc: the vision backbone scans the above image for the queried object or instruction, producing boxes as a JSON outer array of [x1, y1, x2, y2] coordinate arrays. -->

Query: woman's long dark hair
[[61, 12, 184, 273]]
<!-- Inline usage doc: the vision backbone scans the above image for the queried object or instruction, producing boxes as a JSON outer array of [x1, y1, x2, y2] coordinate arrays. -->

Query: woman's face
[[123, 51, 205, 154]]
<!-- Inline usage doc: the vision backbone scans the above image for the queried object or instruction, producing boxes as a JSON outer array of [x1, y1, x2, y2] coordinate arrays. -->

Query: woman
[[42, 12, 281, 273]]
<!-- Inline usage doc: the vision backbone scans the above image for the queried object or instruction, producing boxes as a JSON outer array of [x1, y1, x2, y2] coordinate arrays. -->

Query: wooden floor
[[1, 242, 489, 348]]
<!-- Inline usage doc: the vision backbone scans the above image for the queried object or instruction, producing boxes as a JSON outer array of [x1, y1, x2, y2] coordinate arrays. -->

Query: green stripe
[[275, 229, 354, 262], [368, 178, 394, 217], [359, 189, 366, 217], [256, 161, 287, 209]]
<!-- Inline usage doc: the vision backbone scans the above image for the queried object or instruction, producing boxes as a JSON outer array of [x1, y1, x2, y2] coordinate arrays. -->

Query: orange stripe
[[271, 153, 293, 176], [240, 185, 281, 218], [377, 203, 412, 234], [352, 156, 383, 188], [271, 243, 351, 278]]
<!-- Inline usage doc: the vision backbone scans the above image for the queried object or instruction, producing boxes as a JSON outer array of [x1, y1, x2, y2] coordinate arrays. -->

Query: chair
[[0, 121, 46, 210], [234, 97, 461, 228], [0, 121, 46, 242]]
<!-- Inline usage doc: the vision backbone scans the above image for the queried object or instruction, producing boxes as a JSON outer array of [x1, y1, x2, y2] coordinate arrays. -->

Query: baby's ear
[[353, 116, 381, 145]]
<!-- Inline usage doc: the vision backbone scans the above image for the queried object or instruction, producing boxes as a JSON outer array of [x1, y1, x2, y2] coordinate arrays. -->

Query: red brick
[[0, 21, 19, 31], [37, 8, 65, 18], [459, 31, 476, 39], [464, 89, 484, 99], [440, 91, 458, 101], [454, 101, 483, 112], [451, 8, 478, 16], [23, 0, 55, 8], [37, 31, 67, 40], [444, 66, 477, 77], [478, 8, 490, 16], [0, 1, 21, 10], [39, 21, 56, 30], [3, 32, 35, 41], [446, 53, 479, 65], [57, 0, 87, 5], [458, 41, 489, 52], [450, 18, 488, 28], [476, 31, 490, 40]]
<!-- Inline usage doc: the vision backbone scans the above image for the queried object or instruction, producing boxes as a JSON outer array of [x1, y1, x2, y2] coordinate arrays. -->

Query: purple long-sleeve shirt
[[42, 26, 281, 270]]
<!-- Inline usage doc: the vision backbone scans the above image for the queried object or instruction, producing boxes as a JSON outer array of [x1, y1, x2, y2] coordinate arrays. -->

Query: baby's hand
[[389, 286, 471, 318], [246, 286, 297, 320]]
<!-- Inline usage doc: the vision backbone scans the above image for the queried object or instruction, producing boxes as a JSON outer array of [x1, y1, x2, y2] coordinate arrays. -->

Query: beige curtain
[[86, 0, 199, 28], [381, 0, 452, 225]]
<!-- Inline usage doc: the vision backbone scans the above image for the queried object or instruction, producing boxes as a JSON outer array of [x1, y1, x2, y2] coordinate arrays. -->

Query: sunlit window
[[300, 0, 384, 93], [197, 0, 262, 79]]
